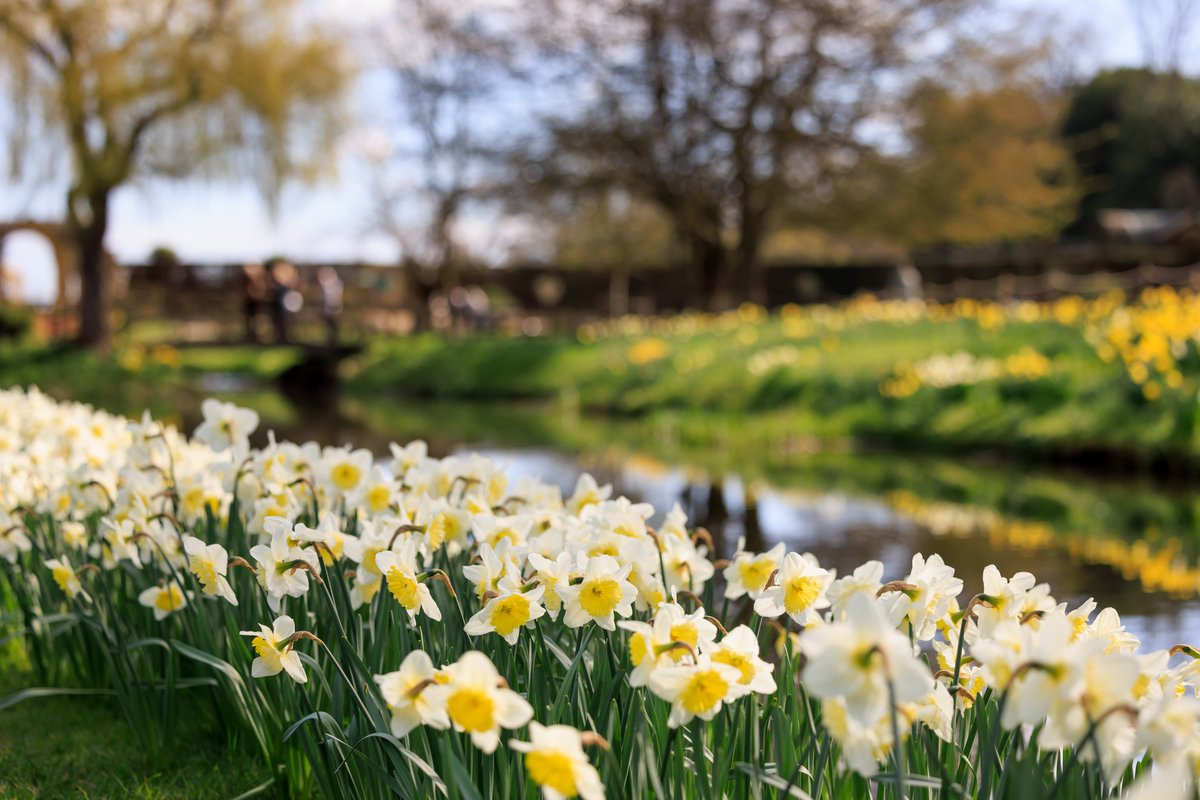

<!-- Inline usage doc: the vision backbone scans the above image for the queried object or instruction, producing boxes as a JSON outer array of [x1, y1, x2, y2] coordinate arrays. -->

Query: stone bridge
[[0, 220, 118, 307]]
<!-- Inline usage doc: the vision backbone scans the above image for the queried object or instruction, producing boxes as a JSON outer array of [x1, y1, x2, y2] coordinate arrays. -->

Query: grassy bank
[[6, 288, 1200, 470], [343, 290, 1200, 470]]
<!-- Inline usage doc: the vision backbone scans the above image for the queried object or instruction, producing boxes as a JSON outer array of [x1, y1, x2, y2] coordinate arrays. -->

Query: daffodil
[[182, 535, 237, 605], [250, 523, 319, 612], [566, 473, 612, 516], [194, 398, 258, 454], [708, 625, 776, 695], [648, 657, 749, 727], [753, 551, 833, 625], [559, 555, 637, 630], [465, 578, 546, 645], [44, 555, 90, 602], [527, 551, 579, 619], [241, 615, 308, 683], [374, 650, 450, 737], [510, 722, 606, 800], [0, 521, 31, 564], [319, 446, 373, 497], [375, 540, 442, 622], [137, 581, 190, 621], [800, 593, 932, 723], [723, 543, 784, 601], [441, 651, 533, 753]]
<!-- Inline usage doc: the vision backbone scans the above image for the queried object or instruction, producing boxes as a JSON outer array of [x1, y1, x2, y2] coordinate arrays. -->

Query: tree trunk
[[693, 237, 728, 312], [403, 261, 434, 332], [71, 190, 112, 350], [739, 209, 765, 307], [608, 265, 630, 317]]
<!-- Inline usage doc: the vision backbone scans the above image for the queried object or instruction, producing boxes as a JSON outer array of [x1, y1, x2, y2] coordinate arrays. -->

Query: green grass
[[338, 312, 1197, 468], [0, 642, 271, 799], [6, 295, 1200, 469]]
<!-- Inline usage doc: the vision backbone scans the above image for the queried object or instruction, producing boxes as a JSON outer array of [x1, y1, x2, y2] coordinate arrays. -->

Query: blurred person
[[317, 266, 343, 344], [266, 258, 300, 344], [240, 262, 268, 342], [466, 286, 491, 331]]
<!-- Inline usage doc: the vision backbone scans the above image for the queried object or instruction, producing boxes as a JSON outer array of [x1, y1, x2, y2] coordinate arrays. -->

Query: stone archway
[[0, 220, 118, 311]]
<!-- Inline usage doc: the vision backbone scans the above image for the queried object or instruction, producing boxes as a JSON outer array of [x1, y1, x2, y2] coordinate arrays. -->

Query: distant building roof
[[1099, 209, 1200, 244]]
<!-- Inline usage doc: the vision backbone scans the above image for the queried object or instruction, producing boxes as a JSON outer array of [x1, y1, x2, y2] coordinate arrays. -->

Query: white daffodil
[[194, 398, 258, 454], [0, 521, 31, 564], [708, 625, 776, 695], [250, 524, 319, 612], [93, 517, 141, 569], [471, 513, 535, 550], [465, 578, 546, 645], [320, 446, 374, 497], [290, 512, 351, 565], [826, 560, 884, 617], [241, 615, 308, 684], [885, 553, 962, 641], [654, 602, 718, 663], [660, 534, 715, 595], [182, 535, 237, 605], [723, 542, 785, 601], [376, 543, 442, 623], [44, 555, 90, 602], [566, 473, 612, 516], [753, 551, 833, 626], [527, 551, 580, 619], [462, 542, 520, 603], [137, 581, 190, 621], [559, 555, 637, 631], [510, 722, 606, 800], [800, 593, 932, 724], [441, 651, 533, 753], [373, 650, 450, 737], [648, 656, 749, 728]]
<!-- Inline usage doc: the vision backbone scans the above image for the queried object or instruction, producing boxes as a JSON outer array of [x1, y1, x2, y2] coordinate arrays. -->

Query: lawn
[[0, 640, 271, 799]]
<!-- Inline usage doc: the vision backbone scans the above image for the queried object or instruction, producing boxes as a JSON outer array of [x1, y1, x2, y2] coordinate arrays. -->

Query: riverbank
[[343, 291, 1200, 474], [6, 289, 1200, 474]]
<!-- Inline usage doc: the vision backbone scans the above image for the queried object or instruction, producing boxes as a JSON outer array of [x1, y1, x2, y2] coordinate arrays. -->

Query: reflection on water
[[463, 444, 1200, 652], [38, 380, 1200, 652]]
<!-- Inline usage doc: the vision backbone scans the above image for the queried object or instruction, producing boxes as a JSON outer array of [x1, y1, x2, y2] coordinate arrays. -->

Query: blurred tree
[[785, 28, 1079, 251], [550, 191, 681, 315], [1126, 0, 1199, 73], [371, 0, 514, 331], [1062, 68, 1200, 231], [0, 0, 351, 348], [520, 0, 980, 309]]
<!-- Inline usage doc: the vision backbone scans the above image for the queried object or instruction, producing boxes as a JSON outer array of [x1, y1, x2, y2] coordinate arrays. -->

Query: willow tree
[[0, 0, 352, 347]]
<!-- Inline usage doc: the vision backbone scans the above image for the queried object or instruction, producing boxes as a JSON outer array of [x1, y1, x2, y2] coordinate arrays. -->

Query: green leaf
[[733, 763, 814, 799], [0, 686, 115, 711]]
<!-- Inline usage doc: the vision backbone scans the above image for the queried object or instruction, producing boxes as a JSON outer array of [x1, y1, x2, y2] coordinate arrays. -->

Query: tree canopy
[[0, 0, 353, 346]]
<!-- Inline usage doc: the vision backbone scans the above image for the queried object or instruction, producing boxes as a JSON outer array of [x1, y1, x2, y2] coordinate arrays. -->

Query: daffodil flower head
[[374, 650, 450, 738], [752, 551, 833, 625], [708, 624, 776, 695], [723, 543, 785, 601], [801, 592, 932, 725], [465, 577, 546, 645], [137, 581, 190, 621], [44, 555, 90, 602], [441, 651, 533, 753], [182, 535, 237, 605], [194, 398, 258, 454], [559, 554, 637, 630], [240, 615, 308, 684], [509, 722, 606, 800], [648, 656, 749, 727], [375, 544, 442, 622]]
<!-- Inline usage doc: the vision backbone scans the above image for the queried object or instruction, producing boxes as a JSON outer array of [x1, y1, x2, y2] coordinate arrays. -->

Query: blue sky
[[0, 0, 1171, 303]]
